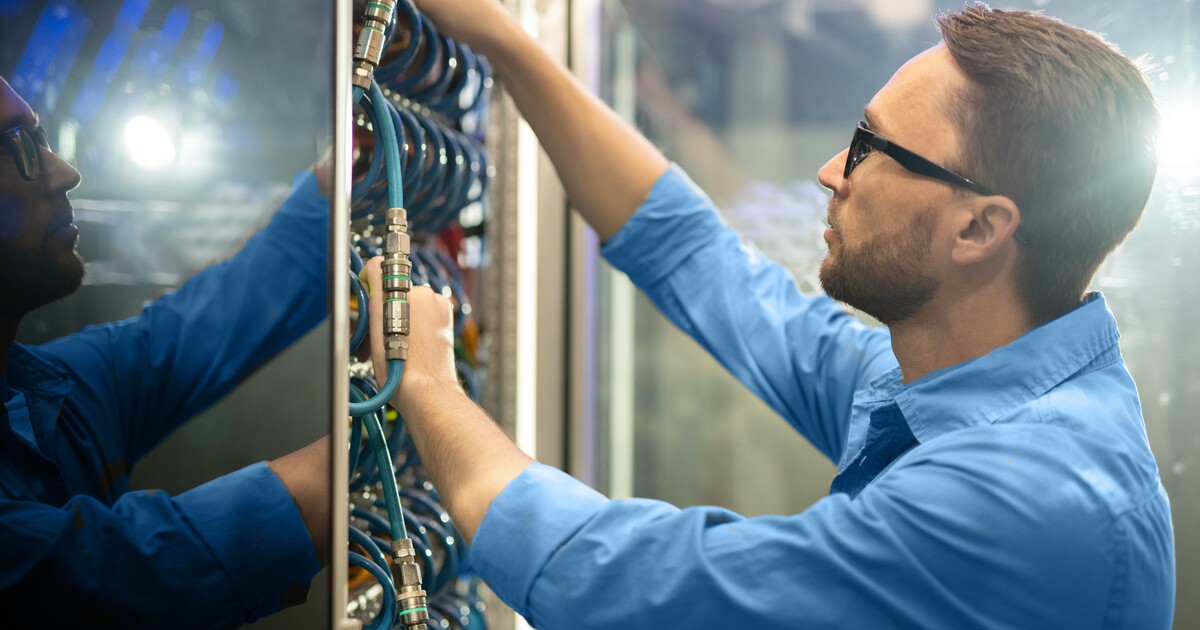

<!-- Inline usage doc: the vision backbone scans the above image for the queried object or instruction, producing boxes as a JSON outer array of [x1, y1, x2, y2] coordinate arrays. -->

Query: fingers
[[364, 257, 388, 384], [403, 286, 458, 388], [363, 256, 458, 400]]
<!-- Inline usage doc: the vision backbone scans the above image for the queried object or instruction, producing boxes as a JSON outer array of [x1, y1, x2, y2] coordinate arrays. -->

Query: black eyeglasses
[[844, 121, 1029, 245], [2, 124, 51, 182]]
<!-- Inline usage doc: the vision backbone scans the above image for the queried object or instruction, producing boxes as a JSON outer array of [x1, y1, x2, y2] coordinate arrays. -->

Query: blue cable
[[350, 242, 365, 274], [348, 551, 396, 630], [352, 506, 394, 536], [348, 407, 364, 475], [374, 1, 423, 82], [346, 81, 407, 417], [349, 379, 387, 491], [349, 526, 393, 586], [349, 360, 401, 416], [416, 515, 458, 595], [370, 79, 404, 209], [350, 384, 408, 541], [358, 235, 383, 258], [350, 269, 370, 353]]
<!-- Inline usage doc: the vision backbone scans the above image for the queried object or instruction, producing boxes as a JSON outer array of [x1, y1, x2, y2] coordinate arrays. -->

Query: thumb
[[363, 256, 390, 386]]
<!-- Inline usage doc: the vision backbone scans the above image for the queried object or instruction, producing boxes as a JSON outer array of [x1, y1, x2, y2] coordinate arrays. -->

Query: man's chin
[[53, 249, 85, 287], [28, 255, 86, 312]]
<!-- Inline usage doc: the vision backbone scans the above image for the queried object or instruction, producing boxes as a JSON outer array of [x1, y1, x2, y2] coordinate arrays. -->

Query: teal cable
[[350, 384, 409, 541], [369, 79, 404, 209], [347, 80, 406, 416], [349, 359, 402, 416]]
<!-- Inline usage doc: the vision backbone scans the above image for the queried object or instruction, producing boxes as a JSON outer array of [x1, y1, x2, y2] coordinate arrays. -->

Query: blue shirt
[[468, 166, 1175, 629], [0, 173, 328, 627]]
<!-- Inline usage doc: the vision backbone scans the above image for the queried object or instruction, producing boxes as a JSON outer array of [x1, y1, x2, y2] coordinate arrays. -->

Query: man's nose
[[42, 148, 81, 194], [817, 149, 849, 196]]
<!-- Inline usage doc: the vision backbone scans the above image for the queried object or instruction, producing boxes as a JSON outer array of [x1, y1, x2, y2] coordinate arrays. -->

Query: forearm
[[269, 435, 332, 566], [478, 15, 670, 240], [396, 375, 533, 544]]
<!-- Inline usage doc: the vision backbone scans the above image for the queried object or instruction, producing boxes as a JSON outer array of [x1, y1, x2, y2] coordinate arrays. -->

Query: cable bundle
[[346, 1, 492, 628]]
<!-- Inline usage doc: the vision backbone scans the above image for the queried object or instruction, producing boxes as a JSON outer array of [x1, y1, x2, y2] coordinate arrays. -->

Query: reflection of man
[[0, 75, 330, 626], [371, 2, 1174, 628]]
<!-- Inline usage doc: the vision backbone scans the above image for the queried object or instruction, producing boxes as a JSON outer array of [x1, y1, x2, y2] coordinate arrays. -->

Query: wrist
[[470, 10, 526, 64], [394, 370, 465, 417]]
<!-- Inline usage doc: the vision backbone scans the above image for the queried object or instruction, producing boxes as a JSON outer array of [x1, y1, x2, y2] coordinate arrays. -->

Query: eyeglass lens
[[844, 126, 871, 179], [5, 126, 49, 181]]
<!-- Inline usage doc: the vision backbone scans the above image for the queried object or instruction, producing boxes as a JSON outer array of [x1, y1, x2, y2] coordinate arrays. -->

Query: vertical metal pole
[[606, 14, 637, 501], [567, 0, 603, 488], [331, 0, 356, 627]]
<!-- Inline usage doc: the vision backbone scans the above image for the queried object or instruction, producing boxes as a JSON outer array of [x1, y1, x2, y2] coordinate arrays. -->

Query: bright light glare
[[1158, 104, 1200, 181], [123, 115, 176, 170]]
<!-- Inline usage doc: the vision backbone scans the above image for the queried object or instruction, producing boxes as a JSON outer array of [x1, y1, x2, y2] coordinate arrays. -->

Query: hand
[[412, 0, 516, 56], [363, 257, 459, 407]]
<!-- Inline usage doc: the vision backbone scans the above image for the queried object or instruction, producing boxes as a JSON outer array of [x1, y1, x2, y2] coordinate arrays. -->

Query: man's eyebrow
[[863, 106, 883, 135]]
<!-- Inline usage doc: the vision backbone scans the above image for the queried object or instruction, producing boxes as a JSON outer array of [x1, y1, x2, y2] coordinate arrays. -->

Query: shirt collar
[[6, 343, 72, 397], [861, 292, 1120, 443], [3, 342, 74, 458]]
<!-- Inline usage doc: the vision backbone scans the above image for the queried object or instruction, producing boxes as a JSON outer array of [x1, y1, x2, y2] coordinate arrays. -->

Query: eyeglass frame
[[844, 121, 1029, 245], [1, 124, 51, 182]]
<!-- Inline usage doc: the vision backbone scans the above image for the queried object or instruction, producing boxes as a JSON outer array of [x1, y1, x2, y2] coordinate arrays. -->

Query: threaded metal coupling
[[384, 231, 411, 258], [352, 0, 397, 88], [384, 297, 410, 337], [385, 207, 408, 230], [384, 335, 408, 361], [392, 538, 429, 628]]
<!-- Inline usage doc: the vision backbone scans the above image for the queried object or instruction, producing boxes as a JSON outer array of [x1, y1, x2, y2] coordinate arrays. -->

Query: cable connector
[[382, 207, 412, 360], [392, 538, 429, 629], [353, 0, 398, 89]]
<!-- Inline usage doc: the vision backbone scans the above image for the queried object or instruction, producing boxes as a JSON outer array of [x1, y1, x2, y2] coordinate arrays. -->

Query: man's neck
[[888, 292, 1035, 385], [0, 318, 18, 379]]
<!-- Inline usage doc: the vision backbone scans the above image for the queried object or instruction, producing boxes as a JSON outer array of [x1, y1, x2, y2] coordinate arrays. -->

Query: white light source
[[1158, 102, 1200, 182], [123, 115, 176, 170]]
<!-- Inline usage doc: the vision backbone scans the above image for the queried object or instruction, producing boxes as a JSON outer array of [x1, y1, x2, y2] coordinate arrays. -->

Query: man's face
[[816, 46, 972, 325], [0, 76, 84, 319]]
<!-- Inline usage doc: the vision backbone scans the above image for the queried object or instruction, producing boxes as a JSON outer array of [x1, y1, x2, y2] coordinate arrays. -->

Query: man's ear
[[951, 195, 1021, 266]]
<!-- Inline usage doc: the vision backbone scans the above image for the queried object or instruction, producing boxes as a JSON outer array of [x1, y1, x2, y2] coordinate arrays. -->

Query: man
[[0, 75, 331, 626], [370, 1, 1175, 628]]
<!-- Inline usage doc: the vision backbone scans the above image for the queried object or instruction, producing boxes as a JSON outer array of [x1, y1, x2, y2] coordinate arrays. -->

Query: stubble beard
[[818, 207, 939, 326], [0, 244, 84, 318]]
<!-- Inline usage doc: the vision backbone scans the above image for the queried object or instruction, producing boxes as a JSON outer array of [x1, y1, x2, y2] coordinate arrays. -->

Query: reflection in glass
[[2, 1, 332, 627]]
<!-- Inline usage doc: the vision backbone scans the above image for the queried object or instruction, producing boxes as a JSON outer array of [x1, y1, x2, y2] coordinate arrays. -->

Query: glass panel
[[2, 1, 331, 627], [593, 1, 1198, 626]]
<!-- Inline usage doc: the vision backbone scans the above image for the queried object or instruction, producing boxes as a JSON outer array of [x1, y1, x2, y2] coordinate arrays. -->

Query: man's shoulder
[[913, 410, 1161, 521]]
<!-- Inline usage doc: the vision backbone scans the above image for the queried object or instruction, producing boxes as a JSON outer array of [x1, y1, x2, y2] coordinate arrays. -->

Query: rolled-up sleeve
[[0, 462, 319, 628], [173, 462, 321, 619], [600, 166, 895, 461], [470, 428, 1121, 630]]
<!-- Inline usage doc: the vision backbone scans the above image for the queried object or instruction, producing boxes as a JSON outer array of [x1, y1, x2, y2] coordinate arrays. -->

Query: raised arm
[[42, 170, 330, 463], [416, 0, 668, 240]]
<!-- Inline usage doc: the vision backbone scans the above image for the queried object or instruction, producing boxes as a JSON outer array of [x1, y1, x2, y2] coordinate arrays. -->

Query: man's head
[[0, 75, 84, 319], [817, 3, 1158, 326]]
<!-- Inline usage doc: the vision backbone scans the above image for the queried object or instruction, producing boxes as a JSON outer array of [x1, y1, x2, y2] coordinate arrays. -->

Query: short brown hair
[[937, 3, 1159, 323]]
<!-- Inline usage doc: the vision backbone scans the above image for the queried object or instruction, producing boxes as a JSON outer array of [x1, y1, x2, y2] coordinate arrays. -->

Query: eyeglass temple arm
[[869, 136, 1029, 244]]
